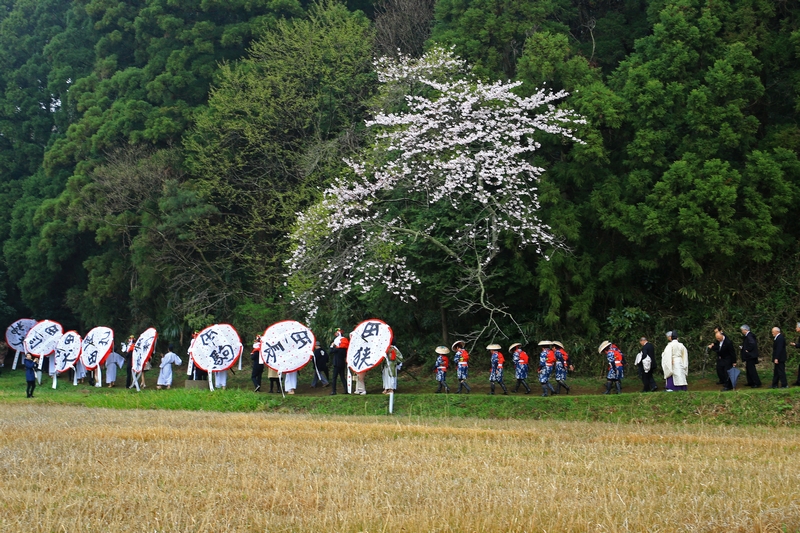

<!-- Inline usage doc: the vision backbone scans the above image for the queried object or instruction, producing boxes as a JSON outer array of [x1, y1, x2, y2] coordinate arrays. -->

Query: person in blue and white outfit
[[452, 340, 471, 394], [487, 344, 508, 395], [553, 341, 572, 394], [599, 340, 625, 394], [510, 343, 531, 394], [434, 346, 450, 393], [537, 340, 556, 396]]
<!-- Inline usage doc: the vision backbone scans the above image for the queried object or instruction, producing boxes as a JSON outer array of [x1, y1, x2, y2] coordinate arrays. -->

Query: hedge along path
[[1, 405, 798, 532]]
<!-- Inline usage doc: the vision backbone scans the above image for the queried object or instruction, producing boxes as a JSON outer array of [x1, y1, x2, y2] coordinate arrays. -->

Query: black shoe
[[254, 385, 260, 392], [330, 391, 337, 395], [771, 386, 779, 389], [651, 387, 657, 392], [721, 387, 732, 391], [716, 382, 725, 385]]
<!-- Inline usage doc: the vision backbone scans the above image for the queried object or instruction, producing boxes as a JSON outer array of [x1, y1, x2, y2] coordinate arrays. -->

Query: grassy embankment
[[1, 366, 798, 426]]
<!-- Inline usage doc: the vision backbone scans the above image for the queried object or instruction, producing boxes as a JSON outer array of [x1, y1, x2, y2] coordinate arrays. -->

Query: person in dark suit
[[708, 326, 736, 390], [790, 323, 800, 386], [637, 336, 657, 392], [739, 325, 760, 388], [771, 326, 787, 388], [329, 333, 349, 395]]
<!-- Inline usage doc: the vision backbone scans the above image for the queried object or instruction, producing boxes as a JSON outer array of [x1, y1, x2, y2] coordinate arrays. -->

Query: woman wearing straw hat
[[434, 346, 451, 393], [487, 344, 508, 395], [552, 341, 572, 394], [599, 340, 624, 394], [510, 343, 531, 393], [537, 341, 557, 396], [452, 340, 471, 393]]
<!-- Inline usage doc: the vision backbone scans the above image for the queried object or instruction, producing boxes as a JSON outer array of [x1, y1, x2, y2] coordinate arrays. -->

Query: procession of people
[[5, 318, 800, 397]]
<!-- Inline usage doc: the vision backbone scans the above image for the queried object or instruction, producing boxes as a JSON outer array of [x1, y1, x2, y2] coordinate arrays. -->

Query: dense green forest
[[1, 0, 799, 369]]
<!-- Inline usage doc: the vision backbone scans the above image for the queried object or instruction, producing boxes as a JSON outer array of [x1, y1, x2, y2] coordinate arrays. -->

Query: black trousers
[[251, 363, 264, 389], [717, 359, 733, 388], [26, 380, 36, 397], [772, 361, 787, 388], [745, 359, 761, 387], [125, 361, 133, 388], [331, 365, 347, 392], [640, 371, 656, 391]]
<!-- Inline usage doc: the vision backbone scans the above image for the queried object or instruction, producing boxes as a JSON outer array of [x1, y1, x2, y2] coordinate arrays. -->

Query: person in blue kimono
[[553, 341, 572, 394], [510, 343, 531, 394], [452, 340, 471, 393], [24, 353, 37, 398], [537, 340, 556, 396], [434, 346, 451, 393], [487, 344, 508, 395], [599, 340, 624, 394]]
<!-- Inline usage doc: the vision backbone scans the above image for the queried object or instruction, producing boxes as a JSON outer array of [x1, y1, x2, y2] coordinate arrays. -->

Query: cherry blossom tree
[[287, 47, 583, 340]]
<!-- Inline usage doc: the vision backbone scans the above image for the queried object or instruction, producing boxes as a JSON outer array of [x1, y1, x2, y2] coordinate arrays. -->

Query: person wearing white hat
[[599, 340, 624, 394], [537, 341, 556, 396], [434, 346, 451, 393], [452, 341, 471, 394], [552, 341, 572, 394], [487, 344, 508, 395], [510, 343, 531, 394]]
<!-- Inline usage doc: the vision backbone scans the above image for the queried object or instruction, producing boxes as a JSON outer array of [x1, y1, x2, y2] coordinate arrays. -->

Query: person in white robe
[[214, 369, 228, 389], [382, 345, 403, 394], [662, 331, 689, 391], [355, 370, 367, 395], [284, 371, 298, 394], [157, 346, 182, 389], [74, 358, 87, 384], [105, 350, 125, 387]]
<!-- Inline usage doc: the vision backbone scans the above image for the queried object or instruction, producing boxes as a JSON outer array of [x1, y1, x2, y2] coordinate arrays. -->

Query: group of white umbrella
[[6, 317, 396, 397]]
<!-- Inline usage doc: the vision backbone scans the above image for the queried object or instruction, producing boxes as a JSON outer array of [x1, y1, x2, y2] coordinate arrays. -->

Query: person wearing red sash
[[452, 340, 471, 394]]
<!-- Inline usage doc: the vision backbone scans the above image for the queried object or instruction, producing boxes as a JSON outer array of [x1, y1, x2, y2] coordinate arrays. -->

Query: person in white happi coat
[[284, 371, 298, 394], [157, 345, 182, 389], [662, 330, 689, 391], [105, 350, 125, 387]]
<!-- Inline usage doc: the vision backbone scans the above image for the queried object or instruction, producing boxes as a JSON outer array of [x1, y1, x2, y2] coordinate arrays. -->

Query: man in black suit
[[771, 326, 787, 388], [790, 323, 800, 386], [709, 326, 736, 391], [637, 336, 657, 392], [739, 325, 760, 388]]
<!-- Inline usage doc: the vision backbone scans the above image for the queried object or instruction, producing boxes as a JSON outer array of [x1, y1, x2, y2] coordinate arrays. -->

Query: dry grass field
[[1, 405, 799, 532]]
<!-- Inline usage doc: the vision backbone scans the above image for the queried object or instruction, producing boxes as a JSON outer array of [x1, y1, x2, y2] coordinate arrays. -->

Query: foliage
[[0, 0, 800, 375], [288, 47, 583, 345], [183, 0, 377, 320]]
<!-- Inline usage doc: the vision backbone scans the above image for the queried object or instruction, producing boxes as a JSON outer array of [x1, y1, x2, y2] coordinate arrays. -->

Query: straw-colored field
[[1, 405, 798, 532]]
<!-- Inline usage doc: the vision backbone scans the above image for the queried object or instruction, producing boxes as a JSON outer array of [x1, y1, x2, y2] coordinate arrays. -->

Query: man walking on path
[[709, 327, 735, 391], [771, 327, 787, 389], [637, 336, 657, 392], [740, 325, 760, 388]]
